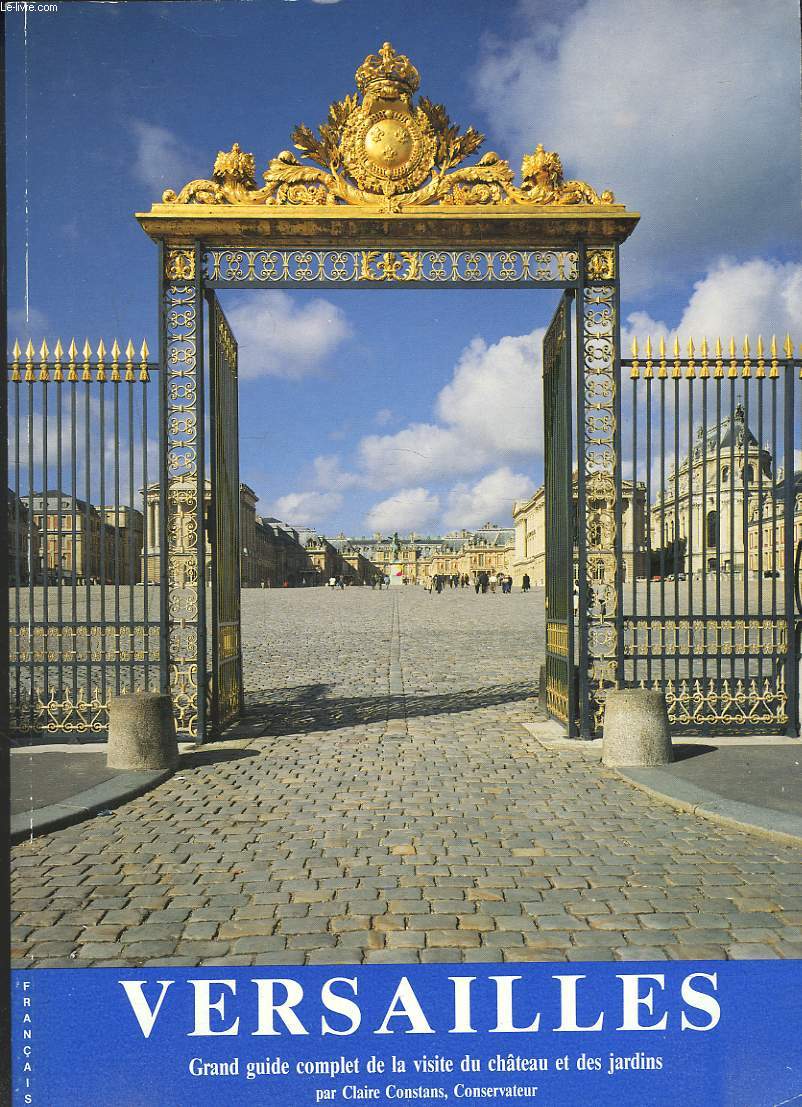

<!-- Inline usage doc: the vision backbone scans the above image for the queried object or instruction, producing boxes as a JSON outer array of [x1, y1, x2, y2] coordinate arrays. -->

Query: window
[[706, 510, 718, 547]]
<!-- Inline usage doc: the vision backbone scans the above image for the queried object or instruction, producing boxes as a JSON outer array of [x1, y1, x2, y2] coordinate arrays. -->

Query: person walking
[[522, 573, 530, 593], [489, 573, 497, 594]]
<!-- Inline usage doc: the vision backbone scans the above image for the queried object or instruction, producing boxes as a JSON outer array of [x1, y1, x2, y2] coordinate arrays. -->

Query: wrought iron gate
[[208, 294, 243, 732], [543, 293, 577, 733], [621, 336, 801, 736], [8, 338, 165, 737]]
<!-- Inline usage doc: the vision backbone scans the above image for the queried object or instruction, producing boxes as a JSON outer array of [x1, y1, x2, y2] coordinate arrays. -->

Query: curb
[[614, 765, 802, 847], [10, 767, 173, 845]]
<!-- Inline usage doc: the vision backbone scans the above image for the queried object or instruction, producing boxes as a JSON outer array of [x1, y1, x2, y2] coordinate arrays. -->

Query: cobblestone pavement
[[11, 587, 802, 968]]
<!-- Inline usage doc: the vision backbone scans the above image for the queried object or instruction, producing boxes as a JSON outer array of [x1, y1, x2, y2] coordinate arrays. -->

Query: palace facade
[[512, 477, 648, 587], [650, 405, 772, 575], [24, 491, 143, 585], [142, 481, 311, 587]]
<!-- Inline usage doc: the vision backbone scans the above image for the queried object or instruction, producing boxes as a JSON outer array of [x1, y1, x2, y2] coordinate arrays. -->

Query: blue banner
[[12, 961, 802, 1106]]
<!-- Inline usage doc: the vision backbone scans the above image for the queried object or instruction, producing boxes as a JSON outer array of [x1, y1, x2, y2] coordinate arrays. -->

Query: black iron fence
[[7, 338, 164, 740], [620, 336, 801, 735]]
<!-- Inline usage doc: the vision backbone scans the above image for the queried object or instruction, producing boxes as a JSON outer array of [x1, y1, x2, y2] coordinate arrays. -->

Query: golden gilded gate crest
[[162, 42, 617, 213]]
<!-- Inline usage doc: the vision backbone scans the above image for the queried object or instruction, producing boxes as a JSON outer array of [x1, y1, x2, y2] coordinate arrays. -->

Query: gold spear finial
[[686, 336, 695, 379], [82, 339, 92, 381], [671, 335, 681, 378], [24, 339, 35, 381], [10, 339, 21, 382], [755, 335, 765, 379], [769, 335, 779, 379], [630, 336, 639, 379], [38, 339, 50, 382], [139, 339, 150, 381], [67, 338, 78, 382], [53, 338, 64, 382], [110, 339, 121, 382], [657, 335, 667, 378], [714, 336, 724, 378], [728, 337, 737, 378], [784, 333, 793, 358], [643, 335, 653, 379], [96, 339, 107, 382], [699, 336, 709, 379], [124, 339, 135, 381], [742, 334, 751, 378]]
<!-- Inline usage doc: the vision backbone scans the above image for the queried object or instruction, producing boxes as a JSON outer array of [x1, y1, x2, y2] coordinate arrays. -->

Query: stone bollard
[[602, 688, 673, 767], [107, 693, 178, 772]]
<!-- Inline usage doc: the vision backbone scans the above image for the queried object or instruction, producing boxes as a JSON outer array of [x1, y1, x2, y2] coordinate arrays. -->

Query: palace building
[[141, 480, 310, 587], [650, 404, 772, 575], [512, 477, 647, 587]]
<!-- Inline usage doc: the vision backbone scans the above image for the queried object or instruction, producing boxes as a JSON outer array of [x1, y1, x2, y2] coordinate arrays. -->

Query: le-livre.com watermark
[[2, 2, 59, 12]]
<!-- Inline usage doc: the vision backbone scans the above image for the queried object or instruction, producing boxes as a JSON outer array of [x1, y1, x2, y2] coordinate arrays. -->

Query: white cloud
[[224, 291, 352, 380], [436, 332, 544, 455], [8, 306, 49, 341], [443, 467, 535, 531], [364, 488, 441, 534], [271, 489, 343, 526], [358, 329, 544, 488], [623, 258, 802, 345], [312, 454, 362, 491], [131, 121, 205, 197], [359, 423, 469, 487], [374, 407, 394, 426], [476, 0, 801, 294]]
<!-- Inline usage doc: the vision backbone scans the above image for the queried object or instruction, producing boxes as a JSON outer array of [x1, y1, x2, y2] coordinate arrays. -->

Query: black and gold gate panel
[[543, 292, 577, 733], [208, 295, 243, 733]]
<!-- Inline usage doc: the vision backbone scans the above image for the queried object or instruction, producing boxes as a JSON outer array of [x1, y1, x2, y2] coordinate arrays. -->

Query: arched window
[[743, 465, 754, 485], [706, 510, 718, 547], [721, 465, 730, 483]]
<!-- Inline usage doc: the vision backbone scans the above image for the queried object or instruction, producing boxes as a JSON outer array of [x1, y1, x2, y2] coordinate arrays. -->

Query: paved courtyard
[[11, 586, 802, 967]]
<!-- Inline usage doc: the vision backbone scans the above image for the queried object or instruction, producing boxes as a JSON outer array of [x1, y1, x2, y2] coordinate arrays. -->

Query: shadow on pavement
[[179, 747, 259, 769], [672, 743, 717, 762], [218, 680, 538, 739]]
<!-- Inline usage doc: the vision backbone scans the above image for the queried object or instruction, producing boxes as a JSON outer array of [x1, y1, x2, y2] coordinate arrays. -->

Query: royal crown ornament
[[161, 43, 618, 213]]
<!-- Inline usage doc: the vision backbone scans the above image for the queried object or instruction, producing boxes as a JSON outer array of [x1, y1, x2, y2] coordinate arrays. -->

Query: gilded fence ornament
[[163, 143, 260, 206], [160, 43, 618, 213]]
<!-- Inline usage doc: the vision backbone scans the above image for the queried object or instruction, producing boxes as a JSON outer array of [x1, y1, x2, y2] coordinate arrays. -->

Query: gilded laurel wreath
[[161, 43, 616, 212]]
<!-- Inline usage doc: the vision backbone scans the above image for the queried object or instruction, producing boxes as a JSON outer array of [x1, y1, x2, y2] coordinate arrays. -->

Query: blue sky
[[6, 0, 801, 535]]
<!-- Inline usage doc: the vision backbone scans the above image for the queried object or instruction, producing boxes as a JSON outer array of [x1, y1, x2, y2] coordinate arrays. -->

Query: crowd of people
[[326, 571, 535, 593], [425, 571, 529, 594]]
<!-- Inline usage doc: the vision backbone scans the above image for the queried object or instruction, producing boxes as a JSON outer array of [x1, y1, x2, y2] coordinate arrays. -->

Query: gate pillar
[[577, 245, 623, 737], [160, 241, 207, 742]]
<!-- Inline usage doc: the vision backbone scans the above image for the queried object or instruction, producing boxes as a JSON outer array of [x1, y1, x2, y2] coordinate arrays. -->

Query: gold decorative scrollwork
[[646, 676, 788, 729], [582, 281, 618, 733], [164, 265, 201, 739], [160, 44, 618, 214], [165, 248, 196, 280], [202, 248, 579, 286], [586, 248, 615, 280], [360, 250, 422, 282], [623, 618, 788, 658], [11, 625, 160, 663]]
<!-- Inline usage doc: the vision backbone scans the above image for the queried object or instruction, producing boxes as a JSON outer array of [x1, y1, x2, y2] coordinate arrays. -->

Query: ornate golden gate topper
[[162, 42, 617, 214]]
